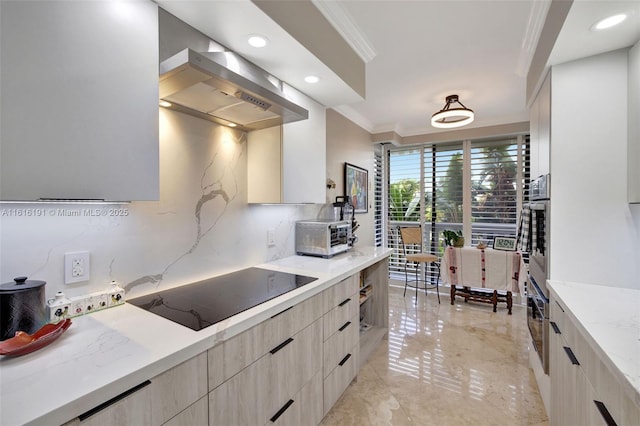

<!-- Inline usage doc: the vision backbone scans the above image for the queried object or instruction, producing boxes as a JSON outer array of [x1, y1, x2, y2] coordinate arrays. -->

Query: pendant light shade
[[431, 94, 474, 129]]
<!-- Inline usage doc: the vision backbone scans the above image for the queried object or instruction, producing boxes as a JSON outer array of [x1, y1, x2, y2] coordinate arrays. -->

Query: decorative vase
[[453, 237, 465, 248]]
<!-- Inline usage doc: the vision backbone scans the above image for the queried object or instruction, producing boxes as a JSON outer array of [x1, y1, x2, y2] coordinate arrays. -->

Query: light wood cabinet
[[358, 258, 390, 368], [0, 0, 159, 201], [163, 396, 208, 426], [322, 344, 358, 415], [70, 381, 152, 426], [529, 71, 551, 179], [207, 290, 324, 391], [66, 258, 390, 426], [549, 294, 640, 426], [68, 353, 207, 426], [209, 319, 322, 425], [151, 352, 208, 425]]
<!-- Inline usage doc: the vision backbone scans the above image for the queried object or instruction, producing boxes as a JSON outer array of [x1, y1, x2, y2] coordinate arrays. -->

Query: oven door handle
[[529, 202, 547, 210], [528, 275, 549, 304]]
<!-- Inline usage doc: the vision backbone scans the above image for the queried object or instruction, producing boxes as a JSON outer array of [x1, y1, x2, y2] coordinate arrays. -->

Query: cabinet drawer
[[267, 370, 323, 426], [151, 352, 208, 425], [323, 275, 358, 313], [323, 346, 357, 416], [322, 295, 358, 341], [549, 296, 565, 333], [209, 291, 323, 390], [75, 381, 152, 426], [323, 313, 359, 378], [209, 320, 322, 425], [163, 396, 208, 426]]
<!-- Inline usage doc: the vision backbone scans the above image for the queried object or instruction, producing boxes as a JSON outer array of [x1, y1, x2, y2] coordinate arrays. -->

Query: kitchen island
[[0, 246, 392, 426]]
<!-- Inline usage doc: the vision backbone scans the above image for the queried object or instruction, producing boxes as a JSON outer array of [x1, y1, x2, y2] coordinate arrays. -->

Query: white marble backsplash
[[0, 109, 322, 300]]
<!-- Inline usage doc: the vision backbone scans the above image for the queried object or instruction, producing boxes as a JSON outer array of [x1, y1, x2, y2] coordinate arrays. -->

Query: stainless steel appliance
[[159, 49, 308, 131], [295, 219, 351, 258], [526, 174, 550, 373], [528, 173, 550, 298], [527, 276, 549, 373], [333, 196, 359, 246], [128, 268, 317, 331]]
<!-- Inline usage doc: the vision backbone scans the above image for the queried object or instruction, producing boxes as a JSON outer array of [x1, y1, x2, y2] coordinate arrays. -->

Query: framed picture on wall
[[344, 162, 368, 213], [493, 236, 517, 251]]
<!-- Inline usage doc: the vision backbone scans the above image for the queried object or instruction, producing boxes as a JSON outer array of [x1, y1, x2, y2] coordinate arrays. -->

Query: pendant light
[[431, 94, 474, 128]]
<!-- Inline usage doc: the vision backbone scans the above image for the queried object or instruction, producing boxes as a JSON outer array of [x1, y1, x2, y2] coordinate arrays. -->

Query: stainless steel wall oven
[[527, 276, 549, 373], [525, 174, 550, 374]]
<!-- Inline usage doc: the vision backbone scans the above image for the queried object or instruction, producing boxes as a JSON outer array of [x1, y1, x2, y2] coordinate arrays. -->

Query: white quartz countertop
[[547, 280, 640, 407], [0, 247, 392, 426]]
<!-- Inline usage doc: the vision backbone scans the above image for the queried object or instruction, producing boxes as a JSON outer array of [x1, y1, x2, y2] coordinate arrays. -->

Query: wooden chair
[[399, 226, 441, 303]]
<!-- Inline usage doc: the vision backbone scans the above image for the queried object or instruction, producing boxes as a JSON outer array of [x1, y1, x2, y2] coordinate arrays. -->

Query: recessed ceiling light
[[592, 13, 627, 31], [159, 100, 172, 108], [227, 122, 237, 128], [304, 75, 320, 84], [247, 35, 268, 48]]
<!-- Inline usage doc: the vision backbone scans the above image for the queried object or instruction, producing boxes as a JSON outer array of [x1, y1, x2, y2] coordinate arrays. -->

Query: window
[[470, 138, 522, 246], [386, 135, 529, 281]]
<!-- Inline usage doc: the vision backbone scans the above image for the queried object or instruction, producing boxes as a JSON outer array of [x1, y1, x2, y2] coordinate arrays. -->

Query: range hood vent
[[159, 49, 308, 131]]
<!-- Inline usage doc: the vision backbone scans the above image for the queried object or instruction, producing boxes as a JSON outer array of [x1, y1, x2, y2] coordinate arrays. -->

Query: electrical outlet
[[65, 251, 90, 284]]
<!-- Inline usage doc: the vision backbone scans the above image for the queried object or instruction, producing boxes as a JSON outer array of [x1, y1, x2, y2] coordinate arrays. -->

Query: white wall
[[326, 109, 376, 247], [0, 110, 321, 300], [550, 48, 640, 289]]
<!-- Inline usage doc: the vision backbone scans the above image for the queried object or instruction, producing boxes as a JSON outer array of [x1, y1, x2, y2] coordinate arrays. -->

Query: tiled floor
[[321, 283, 549, 426]]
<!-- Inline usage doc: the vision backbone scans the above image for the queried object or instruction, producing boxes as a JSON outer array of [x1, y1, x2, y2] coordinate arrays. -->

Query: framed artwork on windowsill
[[493, 236, 517, 251], [344, 162, 368, 213]]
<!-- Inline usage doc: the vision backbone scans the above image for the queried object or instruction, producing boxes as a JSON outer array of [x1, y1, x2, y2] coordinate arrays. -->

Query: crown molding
[[516, 0, 552, 77], [311, 0, 377, 63]]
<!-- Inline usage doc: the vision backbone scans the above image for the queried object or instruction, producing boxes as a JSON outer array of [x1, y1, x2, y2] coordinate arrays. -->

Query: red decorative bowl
[[0, 319, 72, 357]]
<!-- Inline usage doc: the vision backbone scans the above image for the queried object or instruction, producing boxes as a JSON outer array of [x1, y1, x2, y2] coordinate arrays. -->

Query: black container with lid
[[0, 276, 47, 341]]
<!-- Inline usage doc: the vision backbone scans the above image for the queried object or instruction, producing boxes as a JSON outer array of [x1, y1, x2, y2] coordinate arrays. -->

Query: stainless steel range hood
[[159, 48, 308, 131]]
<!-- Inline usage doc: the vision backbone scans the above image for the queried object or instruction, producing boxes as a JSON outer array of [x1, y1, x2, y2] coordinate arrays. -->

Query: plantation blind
[[374, 145, 384, 247], [469, 138, 523, 245]]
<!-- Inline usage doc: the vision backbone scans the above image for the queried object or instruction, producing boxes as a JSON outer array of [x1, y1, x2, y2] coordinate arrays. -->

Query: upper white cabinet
[[529, 71, 551, 179], [247, 84, 326, 204], [0, 0, 159, 201], [629, 41, 640, 203]]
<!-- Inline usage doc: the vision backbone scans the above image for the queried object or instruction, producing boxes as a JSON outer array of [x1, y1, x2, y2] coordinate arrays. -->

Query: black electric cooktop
[[128, 268, 317, 331]]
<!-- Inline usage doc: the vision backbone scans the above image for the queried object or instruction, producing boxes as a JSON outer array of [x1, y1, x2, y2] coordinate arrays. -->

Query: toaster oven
[[295, 220, 351, 258]]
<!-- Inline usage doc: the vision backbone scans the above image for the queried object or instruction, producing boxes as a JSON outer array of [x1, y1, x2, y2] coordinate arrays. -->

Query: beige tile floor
[[321, 284, 549, 426]]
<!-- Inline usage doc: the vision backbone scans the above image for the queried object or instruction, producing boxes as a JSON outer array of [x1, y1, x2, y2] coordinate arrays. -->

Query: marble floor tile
[[322, 285, 548, 426]]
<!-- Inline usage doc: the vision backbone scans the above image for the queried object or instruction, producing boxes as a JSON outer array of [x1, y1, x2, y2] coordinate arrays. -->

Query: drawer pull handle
[[555, 300, 564, 312], [270, 337, 294, 355], [339, 353, 352, 367], [550, 321, 561, 334], [563, 346, 580, 365], [78, 380, 151, 421], [270, 306, 293, 319], [338, 298, 351, 307], [339, 321, 351, 332], [594, 400, 617, 426], [270, 399, 294, 423]]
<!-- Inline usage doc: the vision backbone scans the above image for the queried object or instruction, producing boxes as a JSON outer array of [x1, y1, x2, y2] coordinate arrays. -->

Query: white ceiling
[[158, 0, 640, 138]]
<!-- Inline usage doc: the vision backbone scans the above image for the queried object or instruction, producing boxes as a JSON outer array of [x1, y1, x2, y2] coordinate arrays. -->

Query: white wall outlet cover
[[64, 251, 90, 284]]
